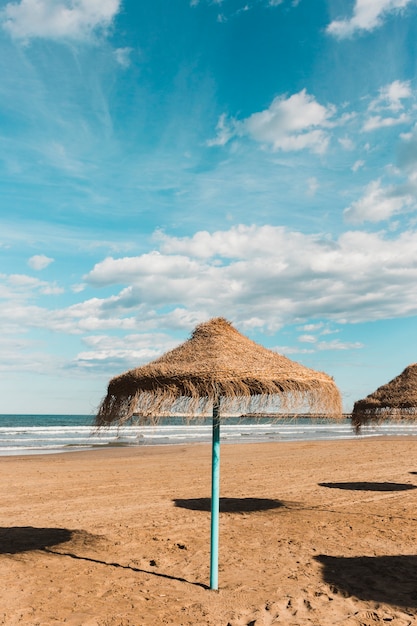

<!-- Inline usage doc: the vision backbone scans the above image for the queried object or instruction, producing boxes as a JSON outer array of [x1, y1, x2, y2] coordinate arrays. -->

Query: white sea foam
[[0, 416, 416, 456]]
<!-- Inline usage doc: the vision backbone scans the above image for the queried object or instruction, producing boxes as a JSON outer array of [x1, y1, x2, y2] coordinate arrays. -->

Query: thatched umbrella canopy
[[96, 317, 342, 426], [352, 363, 417, 433], [96, 317, 342, 589]]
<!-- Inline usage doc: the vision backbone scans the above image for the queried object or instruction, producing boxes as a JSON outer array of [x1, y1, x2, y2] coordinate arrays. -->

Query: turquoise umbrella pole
[[210, 398, 220, 590]]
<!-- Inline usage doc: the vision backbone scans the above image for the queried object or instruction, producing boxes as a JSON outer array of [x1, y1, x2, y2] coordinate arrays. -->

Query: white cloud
[[28, 254, 54, 270], [339, 137, 355, 150], [362, 80, 413, 131], [209, 90, 336, 154], [5, 224, 417, 373], [0, 0, 121, 42], [242, 90, 334, 154], [80, 224, 417, 330], [207, 113, 234, 147], [74, 332, 179, 369], [369, 80, 412, 112], [298, 334, 317, 343], [343, 179, 415, 223], [352, 160, 365, 172], [297, 335, 362, 351], [1, 273, 63, 297], [154, 224, 301, 260], [363, 112, 410, 131], [315, 339, 363, 351], [300, 323, 324, 332], [327, 0, 415, 38], [71, 283, 86, 293], [85, 251, 204, 285], [272, 344, 314, 355], [114, 47, 133, 68]]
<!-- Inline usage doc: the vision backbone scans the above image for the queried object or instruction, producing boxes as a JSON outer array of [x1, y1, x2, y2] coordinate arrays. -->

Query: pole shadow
[[315, 554, 417, 608], [45, 548, 208, 589], [173, 497, 284, 513], [318, 482, 417, 492], [0, 527, 207, 589]]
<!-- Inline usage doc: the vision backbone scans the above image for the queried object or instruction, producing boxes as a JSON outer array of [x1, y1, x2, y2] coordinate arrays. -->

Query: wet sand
[[0, 437, 416, 625]]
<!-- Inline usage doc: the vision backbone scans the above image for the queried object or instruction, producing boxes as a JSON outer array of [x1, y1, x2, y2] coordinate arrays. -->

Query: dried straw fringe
[[96, 317, 342, 427], [96, 377, 341, 427], [351, 363, 417, 432], [352, 407, 417, 433]]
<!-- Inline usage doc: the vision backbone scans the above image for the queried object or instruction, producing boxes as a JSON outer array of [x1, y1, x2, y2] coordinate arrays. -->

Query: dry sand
[[0, 437, 416, 625]]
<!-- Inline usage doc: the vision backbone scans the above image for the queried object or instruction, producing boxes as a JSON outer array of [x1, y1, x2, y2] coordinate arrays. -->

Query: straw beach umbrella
[[352, 363, 417, 433], [96, 317, 342, 589]]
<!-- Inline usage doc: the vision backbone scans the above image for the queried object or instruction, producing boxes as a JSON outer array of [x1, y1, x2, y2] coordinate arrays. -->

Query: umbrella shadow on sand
[[0, 526, 208, 588], [315, 554, 417, 608], [0, 526, 73, 554], [174, 497, 284, 513], [318, 481, 417, 492]]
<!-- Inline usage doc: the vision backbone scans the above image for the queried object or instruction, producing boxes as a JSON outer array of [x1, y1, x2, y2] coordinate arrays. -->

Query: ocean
[[1, 414, 417, 456]]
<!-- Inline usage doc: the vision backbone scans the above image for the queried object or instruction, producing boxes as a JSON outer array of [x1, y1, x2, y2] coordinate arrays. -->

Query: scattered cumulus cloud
[[298, 335, 362, 351], [209, 90, 335, 154], [208, 82, 416, 160], [272, 344, 315, 355], [0, 0, 122, 42], [4, 223, 417, 372], [363, 112, 410, 132], [74, 332, 179, 369], [327, 0, 416, 39], [242, 90, 335, 154], [315, 339, 363, 351], [339, 137, 355, 150], [369, 80, 412, 112], [114, 46, 133, 68], [343, 91, 417, 224], [298, 325, 363, 351], [82, 224, 417, 330], [298, 334, 317, 343], [207, 113, 234, 147], [300, 323, 325, 332], [352, 159, 365, 172], [1, 272, 63, 299], [71, 283, 86, 293], [343, 179, 415, 223], [28, 254, 54, 270], [362, 80, 413, 131], [84, 251, 204, 285]]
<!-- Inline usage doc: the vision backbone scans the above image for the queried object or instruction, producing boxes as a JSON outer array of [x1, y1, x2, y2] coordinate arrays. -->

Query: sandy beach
[[1, 438, 416, 625]]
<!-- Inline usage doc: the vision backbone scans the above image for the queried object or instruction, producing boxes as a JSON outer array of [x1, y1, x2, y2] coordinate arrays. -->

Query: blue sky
[[1, 0, 417, 414]]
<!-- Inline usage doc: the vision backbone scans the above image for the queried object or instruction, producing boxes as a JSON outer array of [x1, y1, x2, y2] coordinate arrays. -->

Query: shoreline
[[1, 431, 414, 457], [3, 417, 417, 458], [1, 428, 417, 458], [1, 437, 416, 624]]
